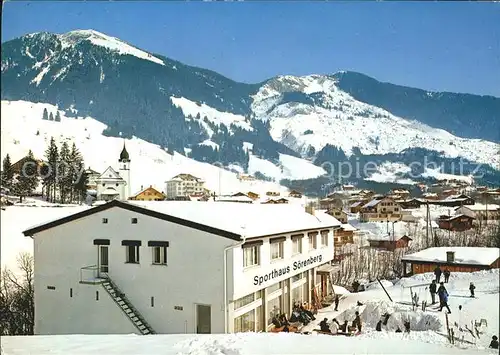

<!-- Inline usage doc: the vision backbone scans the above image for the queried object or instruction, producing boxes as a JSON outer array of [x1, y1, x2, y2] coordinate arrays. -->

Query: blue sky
[[2, 1, 500, 96]]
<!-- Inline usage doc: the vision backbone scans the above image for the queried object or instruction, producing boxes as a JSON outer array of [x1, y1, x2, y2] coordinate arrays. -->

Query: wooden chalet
[[367, 235, 412, 251], [247, 191, 260, 200], [262, 198, 289, 204], [398, 198, 425, 209], [401, 247, 500, 276], [437, 214, 474, 232], [349, 201, 366, 213], [128, 186, 166, 201], [428, 194, 475, 207], [359, 197, 402, 223], [266, 191, 280, 197], [335, 224, 356, 246], [10, 155, 44, 175], [325, 208, 348, 224], [288, 189, 303, 198]]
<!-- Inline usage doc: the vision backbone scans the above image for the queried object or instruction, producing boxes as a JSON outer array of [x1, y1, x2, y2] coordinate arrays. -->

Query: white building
[[165, 174, 205, 199], [23, 200, 340, 335], [95, 144, 131, 201]]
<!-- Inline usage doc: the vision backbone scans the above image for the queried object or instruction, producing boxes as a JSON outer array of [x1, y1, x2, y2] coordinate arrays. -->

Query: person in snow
[[469, 282, 476, 297], [443, 269, 451, 283], [339, 320, 349, 333], [319, 318, 331, 333], [376, 320, 383, 331], [330, 318, 340, 334], [334, 294, 340, 311], [301, 303, 316, 320], [490, 335, 499, 349], [429, 280, 438, 304], [437, 282, 448, 298], [353, 311, 362, 332], [434, 265, 442, 283], [439, 289, 451, 313]]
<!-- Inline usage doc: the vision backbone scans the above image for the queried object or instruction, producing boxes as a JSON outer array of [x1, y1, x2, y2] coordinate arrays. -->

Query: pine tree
[[1, 154, 14, 189], [58, 141, 71, 203], [42, 108, 49, 120], [55, 111, 61, 122], [14, 150, 38, 202], [43, 137, 59, 202], [49, 112, 54, 121], [69, 143, 86, 203]]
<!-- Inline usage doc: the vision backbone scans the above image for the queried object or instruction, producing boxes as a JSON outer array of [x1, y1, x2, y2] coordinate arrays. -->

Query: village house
[[359, 197, 402, 223], [391, 189, 411, 199], [165, 174, 205, 199], [429, 194, 475, 207], [85, 168, 101, 190], [398, 198, 425, 210], [128, 186, 166, 201], [22, 200, 340, 335], [325, 208, 348, 224], [366, 235, 412, 252], [216, 195, 254, 203], [288, 190, 303, 199], [10, 155, 44, 175], [401, 247, 500, 276], [334, 224, 356, 246], [95, 144, 131, 201], [349, 201, 367, 214], [437, 214, 475, 232], [238, 174, 256, 182], [247, 192, 260, 200], [262, 198, 289, 204], [266, 191, 280, 197], [456, 204, 500, 222]]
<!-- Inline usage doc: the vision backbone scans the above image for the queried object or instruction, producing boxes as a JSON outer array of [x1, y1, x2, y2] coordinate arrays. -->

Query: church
[[94, 143, 131, 201]]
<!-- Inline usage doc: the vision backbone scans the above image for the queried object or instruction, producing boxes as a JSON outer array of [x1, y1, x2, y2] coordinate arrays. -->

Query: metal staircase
[[101, 278, 156, 335]]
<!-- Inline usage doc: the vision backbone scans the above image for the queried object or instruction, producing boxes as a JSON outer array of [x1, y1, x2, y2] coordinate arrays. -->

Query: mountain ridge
[[2, 29, 499, 192]]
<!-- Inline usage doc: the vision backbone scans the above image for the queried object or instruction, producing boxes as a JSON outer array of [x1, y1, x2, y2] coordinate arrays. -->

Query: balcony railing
[[80, 265, 108, 284]]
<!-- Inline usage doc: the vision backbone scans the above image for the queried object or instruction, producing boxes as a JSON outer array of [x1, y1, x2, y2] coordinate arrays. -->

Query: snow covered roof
[[23, 199, 342, 240], [458, 204, 500, 212], [362, 199, 382, 208], [340, 223, 357, 232], [401, 247, 500, 266], [350, 201, 363, 208]]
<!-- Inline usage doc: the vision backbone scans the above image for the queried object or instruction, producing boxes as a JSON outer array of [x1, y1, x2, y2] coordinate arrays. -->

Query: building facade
[[129, 186, 166, 201], [23, 200, 340, 335], [359, 197, 402, 223], [165, 174, 205, 198]]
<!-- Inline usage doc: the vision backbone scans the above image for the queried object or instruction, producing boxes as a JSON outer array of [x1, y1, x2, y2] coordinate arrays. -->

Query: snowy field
[[2, 269, 498, 354]]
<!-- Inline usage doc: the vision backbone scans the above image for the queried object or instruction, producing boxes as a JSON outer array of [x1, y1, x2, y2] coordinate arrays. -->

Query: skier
[[330, 318, 340, 334], [439, 288, 451, 314], [434, 265, 442, 283], [334, 294, 340, 311], [490, 335, 499, 349], [469, 282, 476, 298], [443, 269, 451, 283], [429, 280, 437, 304]]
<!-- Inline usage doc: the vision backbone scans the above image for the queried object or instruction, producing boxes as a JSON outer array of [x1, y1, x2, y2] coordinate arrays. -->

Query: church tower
[[119, 141, 131, 200]]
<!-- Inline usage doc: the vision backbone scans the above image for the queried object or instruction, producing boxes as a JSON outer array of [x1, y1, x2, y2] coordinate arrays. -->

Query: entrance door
[[98, 245, 109, 276], [321, 275, 328, 297], [196, 304, 211, 334]]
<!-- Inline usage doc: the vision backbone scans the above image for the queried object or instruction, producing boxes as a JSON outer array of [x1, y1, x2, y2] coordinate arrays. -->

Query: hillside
[[2, 29, 499, 192], [1, 100, 324, 195]]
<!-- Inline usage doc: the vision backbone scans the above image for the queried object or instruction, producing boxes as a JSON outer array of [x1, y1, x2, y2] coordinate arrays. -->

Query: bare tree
[[0, 252, 34, 335]]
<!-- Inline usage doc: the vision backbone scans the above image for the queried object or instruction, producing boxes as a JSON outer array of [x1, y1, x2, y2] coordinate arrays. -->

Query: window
[[267, 295, 282, 325], [292, 234, 303, 255], [308, 232, 318, 250], [152, 246, 167, 265], [126, 245, 140, 263], [234, 309, 256, 333], [234, 293, 255, 310], [102, 218, 108, 224], [243, 243, 261, 268], [270, 237, 285, 260], [131, 218, 138, 224], [321, 230, 329, 247], [267, 282, 282, 294], [292, 272, 305, 283]]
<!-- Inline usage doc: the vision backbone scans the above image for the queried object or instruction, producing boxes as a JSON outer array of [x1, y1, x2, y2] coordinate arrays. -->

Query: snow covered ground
[[2, 270, 498, 354], [1, 100, 314, 196]]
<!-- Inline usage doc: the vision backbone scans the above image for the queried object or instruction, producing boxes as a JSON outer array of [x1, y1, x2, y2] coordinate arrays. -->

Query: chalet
[[262, 198, 289, 204], [434, 194, 475, 207], [334, 224, 356, 246], [398, 198, 424, 209], [288, 190, 303, 198], [401, 247, 500, 276], [238, 174, 256, 182], [359, 197, 402, 223], [266, 191, 280, 197], [391, 189, 411, 199], [128, 186, 166, 201], [422, 192, 439, 201], [437, 214, 474, 232], [216, 195, 254, 203], [367, 235, 412, 252], [10, 155, 44, 175], [349, 201, 366, 214], [342, 184, 355, 191], [325, 208, 348, 224], [85, 168, 101, 189], [247, 192, 260, 200], [456, 204, 500, 222], [319, 198, 340, 211]]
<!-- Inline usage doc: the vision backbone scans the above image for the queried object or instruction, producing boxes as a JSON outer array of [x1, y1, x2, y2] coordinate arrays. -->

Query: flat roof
[[401, 247, 500, 266], [23, 200, 341, 240]]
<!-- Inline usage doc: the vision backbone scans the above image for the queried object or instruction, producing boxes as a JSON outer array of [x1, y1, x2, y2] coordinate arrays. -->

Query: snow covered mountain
[[2, 29, 499, 193]]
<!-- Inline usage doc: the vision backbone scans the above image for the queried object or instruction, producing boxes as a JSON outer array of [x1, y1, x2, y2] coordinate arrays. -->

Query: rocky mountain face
[[2, 30, 499, 191]]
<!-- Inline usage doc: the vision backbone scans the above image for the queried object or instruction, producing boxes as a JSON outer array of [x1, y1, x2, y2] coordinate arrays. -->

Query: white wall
[[230, 230, 334, 300], [33, 206, 237, 335]]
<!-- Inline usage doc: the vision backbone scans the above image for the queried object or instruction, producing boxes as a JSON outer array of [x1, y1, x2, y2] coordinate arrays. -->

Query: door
[[196, 304, 211, 334], [98, 245, 109, 275]]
